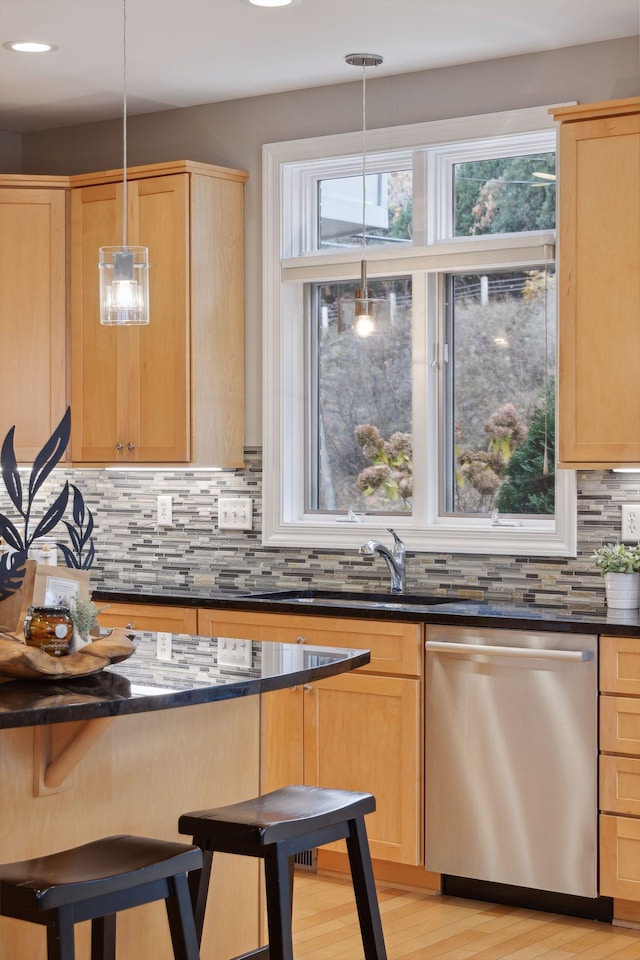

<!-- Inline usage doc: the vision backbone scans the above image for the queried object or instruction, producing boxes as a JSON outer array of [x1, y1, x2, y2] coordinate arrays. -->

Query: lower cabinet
[[197, 608, 423, 867], [599, 635, 640, 907], [98, 600, 198, 634]]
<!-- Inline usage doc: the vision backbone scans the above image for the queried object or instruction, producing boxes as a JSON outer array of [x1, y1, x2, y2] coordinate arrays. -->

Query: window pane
[[445, 267, 556, 516], [309, 277, 412, 513], [318, 170, 412, 249], [454, 153, 556, 236]]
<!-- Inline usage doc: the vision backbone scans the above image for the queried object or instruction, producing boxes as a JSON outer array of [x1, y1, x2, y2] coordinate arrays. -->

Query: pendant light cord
[[122, 0, 128, 249], [360, 60, 367, 273]]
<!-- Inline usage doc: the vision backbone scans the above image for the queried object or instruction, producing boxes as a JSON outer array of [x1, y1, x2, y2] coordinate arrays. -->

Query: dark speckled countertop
[[0, 632, 369, 730], [91, 587, 640, 637]]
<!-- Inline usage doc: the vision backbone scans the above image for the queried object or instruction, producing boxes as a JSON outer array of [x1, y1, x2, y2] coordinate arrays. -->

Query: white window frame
[[262, 104, 576, 556]]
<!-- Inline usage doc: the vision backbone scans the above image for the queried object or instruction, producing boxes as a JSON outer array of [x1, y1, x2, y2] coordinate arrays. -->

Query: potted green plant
[[592, 542, 640, 608]]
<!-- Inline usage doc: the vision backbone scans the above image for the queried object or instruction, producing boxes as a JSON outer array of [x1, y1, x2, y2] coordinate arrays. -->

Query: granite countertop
[[91, 587, 640, 637], [0, 632, 369, 730]]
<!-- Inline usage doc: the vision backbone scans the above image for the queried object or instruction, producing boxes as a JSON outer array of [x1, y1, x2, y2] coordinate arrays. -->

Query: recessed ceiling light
[[3, 40, 57, 53], [246, 0, 299, 7]]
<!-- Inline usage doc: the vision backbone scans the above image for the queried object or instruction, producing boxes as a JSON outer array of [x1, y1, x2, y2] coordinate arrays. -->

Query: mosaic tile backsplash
[[1, 450, 637, 610]]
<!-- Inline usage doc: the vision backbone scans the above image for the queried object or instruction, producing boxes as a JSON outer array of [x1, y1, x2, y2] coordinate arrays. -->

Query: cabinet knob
[[115, 442, 124, 451], [127, 442, 136, 451], [303, 684, 313, 692], [296, 636, 306, 644], [126, 622, 135, 630]]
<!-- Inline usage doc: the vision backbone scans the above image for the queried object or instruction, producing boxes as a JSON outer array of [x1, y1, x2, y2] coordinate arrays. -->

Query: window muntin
[[453, 153, 556, 237], [307, 277, 412, 513], [442, 267, 556, 517]]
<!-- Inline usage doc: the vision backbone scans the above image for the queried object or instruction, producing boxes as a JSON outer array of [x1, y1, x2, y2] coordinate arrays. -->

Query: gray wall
[[0, 131, 21, 171], [19, 36, 640, 446]]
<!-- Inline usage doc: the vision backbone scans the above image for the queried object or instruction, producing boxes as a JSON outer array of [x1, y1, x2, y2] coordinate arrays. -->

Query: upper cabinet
[[552, 98, 640, 467], [0, 177, 68, 461], [70, 160, 248, 466]]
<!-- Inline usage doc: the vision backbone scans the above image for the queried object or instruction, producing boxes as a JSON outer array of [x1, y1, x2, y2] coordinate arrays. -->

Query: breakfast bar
[[0, 631, 369, 959]]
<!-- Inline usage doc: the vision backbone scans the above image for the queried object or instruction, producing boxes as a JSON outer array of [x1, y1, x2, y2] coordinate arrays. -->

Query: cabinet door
[[303, 672, 422, 865], [71, 181, 127, 461], [98, 600, 198, 634], [71, 174, 190, 462], [134, 175, 189, 461], [557, 110, 640, 465], [0, 188, 67, 459]]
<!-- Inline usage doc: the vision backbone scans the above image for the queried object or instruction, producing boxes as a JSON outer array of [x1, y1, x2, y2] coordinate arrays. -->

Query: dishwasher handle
[[425, 639, 591, 662]]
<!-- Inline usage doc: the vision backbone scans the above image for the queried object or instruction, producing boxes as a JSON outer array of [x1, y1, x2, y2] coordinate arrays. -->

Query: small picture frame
[[32, 564, 91, 609]]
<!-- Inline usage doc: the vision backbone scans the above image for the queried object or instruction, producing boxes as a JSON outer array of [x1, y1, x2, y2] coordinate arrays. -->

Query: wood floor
[[292, 872, 640, 960]]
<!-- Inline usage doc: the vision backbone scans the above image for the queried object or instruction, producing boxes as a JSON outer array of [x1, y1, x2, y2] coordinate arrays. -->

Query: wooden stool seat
[[179, 784, 387, 960], [0, 834, 202, 960]]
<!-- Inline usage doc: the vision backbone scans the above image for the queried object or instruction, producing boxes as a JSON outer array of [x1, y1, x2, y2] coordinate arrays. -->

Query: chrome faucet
[[359, 528, 406, 593]]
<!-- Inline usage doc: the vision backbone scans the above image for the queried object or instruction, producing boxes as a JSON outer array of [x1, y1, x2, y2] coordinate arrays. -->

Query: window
[[263, 105, 576, 555]]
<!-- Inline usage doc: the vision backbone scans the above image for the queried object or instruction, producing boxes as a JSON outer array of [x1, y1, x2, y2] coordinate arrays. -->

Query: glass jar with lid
[[24, 606, 73, 656]]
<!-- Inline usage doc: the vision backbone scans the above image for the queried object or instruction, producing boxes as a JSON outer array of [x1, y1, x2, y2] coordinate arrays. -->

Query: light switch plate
[[218, 637, 252, 668], [218, 497, 252, 530]]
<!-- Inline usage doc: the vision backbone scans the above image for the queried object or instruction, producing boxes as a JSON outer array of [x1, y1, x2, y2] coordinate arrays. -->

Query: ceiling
[[0, 0, 638, 134]]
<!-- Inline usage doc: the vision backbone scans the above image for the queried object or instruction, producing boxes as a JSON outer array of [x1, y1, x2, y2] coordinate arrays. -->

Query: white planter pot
[[604, 572, 640, 609]]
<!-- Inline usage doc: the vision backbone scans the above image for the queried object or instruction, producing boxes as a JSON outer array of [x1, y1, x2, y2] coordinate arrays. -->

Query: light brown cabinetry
[[98, 599, 197, 634], [197, 608, 423, 867], [0, 177, 68, 459], [70, 160, 247, 466], [599, 635, 640, 908], [551, 99, 640, 467]]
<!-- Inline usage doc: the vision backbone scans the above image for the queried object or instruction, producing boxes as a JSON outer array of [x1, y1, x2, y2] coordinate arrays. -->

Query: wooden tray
[[0, 628, 136, 680]]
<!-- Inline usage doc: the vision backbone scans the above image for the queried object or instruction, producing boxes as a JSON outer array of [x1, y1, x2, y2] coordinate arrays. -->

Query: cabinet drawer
[[600, 636, 640, 695], [600, 813, 640, 899], [99, 601, 198, 635], [601, 755, 640, 816], [198, 609, 422, 676], [601, 695, 640, 756]]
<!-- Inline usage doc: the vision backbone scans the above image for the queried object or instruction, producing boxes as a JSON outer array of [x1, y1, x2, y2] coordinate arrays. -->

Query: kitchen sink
[[246, 589, 453, 610]]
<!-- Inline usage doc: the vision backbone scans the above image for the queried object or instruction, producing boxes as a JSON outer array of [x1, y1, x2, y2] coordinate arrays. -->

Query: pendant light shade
[[337, 52, 390, 337], [99, 0, 150, 326]]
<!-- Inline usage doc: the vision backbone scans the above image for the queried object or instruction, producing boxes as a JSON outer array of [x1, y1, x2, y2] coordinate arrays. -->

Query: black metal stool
[[0, 834, 202, 960], [178, 784, 387, 960]]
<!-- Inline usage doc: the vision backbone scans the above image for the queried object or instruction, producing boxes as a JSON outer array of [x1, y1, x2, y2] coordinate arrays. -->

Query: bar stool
[[178, 784, 387, 960], [0, 834, 202, 960]]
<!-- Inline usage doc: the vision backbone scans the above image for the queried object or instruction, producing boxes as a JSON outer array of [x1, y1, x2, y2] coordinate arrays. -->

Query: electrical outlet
[[622, 504, 640, 542], [157, 632, 172, 661], [157, 495, 172, 527], [217, 637, 252, 668], [218, 497, 252, 530]]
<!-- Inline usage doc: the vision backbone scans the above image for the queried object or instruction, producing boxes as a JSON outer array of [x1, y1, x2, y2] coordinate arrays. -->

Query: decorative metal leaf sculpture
[[0, 408, 97, 600]]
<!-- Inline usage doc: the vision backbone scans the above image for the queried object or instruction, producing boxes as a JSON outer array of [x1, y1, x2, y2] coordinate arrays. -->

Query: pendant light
[[98, 0, 150, 326], [337, 53, 390, 337]]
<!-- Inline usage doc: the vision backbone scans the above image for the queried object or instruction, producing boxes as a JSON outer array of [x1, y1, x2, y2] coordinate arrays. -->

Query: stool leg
[[263, 845, 295, 960], [91, 914, 116, 960], [165, 871, 201, 960], [345, 816, 388, 960], [188, 844, 214, 944], [46, 908, 75, 960]]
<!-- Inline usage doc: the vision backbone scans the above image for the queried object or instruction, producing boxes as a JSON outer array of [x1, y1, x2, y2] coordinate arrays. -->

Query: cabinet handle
[[115, 442, 124, 451], [127, 442, 136, 451], [290, 685, 298, 692], [296, 636, 306, 644], [126, 622, 135, 630], [303, 684, 313, 692]]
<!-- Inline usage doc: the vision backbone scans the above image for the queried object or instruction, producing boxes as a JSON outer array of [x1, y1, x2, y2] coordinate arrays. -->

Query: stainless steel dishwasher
[[425, 624, 598, 898]]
